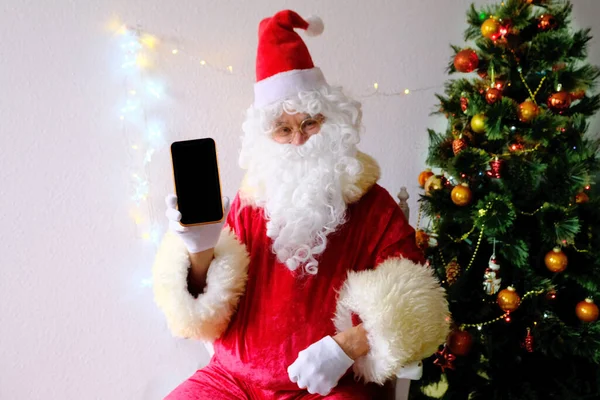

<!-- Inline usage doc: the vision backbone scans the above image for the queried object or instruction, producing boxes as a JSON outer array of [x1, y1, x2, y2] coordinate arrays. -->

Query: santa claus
[[153, 10, 450, 399]]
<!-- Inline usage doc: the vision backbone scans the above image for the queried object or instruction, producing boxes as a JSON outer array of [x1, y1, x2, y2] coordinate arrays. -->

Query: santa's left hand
[[287, 336, 354, 396]]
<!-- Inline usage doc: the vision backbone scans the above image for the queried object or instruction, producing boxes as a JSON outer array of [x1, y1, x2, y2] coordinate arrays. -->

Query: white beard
[[241, 125, 362, 274]]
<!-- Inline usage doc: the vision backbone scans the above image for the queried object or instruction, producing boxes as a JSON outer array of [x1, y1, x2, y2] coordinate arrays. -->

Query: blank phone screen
[[170, 138, 223, 225]]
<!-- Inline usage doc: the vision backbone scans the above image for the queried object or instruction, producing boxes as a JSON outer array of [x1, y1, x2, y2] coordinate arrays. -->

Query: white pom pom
[[305, 15, 324, 36]]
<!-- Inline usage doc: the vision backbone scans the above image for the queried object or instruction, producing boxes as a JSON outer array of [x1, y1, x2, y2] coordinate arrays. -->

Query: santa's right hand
[[165, 194, 230, 253]]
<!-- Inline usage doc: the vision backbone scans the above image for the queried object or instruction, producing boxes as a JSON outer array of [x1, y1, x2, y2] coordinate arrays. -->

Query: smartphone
[[170, 138, 224, 226]]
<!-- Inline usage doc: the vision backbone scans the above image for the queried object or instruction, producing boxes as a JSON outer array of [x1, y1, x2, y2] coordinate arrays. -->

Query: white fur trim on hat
[[152, 228, 249, 341], [334, 257, 450, 385], [305, 15, 324, 37], [253, 67, 328, 108]]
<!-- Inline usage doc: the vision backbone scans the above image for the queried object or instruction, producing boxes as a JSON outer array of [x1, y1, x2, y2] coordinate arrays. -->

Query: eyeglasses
[[272, 114, 325, 143]]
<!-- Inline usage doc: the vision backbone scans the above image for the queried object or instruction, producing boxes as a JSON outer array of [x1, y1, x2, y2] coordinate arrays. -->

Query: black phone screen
[[170, 138, 224, 225]]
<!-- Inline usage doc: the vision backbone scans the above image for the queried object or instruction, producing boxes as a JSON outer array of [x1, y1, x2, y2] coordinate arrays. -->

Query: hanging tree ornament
[[576, 298, 599, 323], [547, 91, 572, 112], [486, 157, 504, 179], [538, 14, 557, 31], [471, 113, 487, 133], [497, 286, 521, 312], [485, 87, 503, 104], [576, 191, 590, 204], [453, 134, 468, 155], [451, 183, 473, 206], [433, 345, 456, 372], [424, 174, 444, 194], [570, 89, 586, 101], [418, 169, 434, 188], [460, 95, 469, 112], [544, 247, 568, 273], [522, 328, 534, 353], [447, 329, 473, 356], [446, 258, 461, 285], [518, 99, 540, 122], [481, 18, 501, 39], [416, 230, 430, 250], [483, 240, 502, 295], [454, 49, 479, 73]]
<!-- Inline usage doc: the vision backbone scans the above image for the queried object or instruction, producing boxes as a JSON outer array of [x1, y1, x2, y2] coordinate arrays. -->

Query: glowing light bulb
[[140, 34, 157, 49], [200, 60, 206, 66], [119, 115, 125, 120], [373, 82, 379, 90], [477, 326, 482, 331], [227, 65, 233, 73], [404, 88, 410, 95], [129, 90, 136, 95], [585, 185, 591, 190], [505, 316, 511, 323], [132, 145, 139, 150], [172, 49, 179, 55]]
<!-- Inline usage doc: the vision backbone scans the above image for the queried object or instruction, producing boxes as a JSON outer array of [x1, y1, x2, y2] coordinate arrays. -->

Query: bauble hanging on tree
[[481, 18, 501, 39], [416, 230, 430, 250], [418, 169, 434, 188], [453, 136, 468, 155], [544, 247, 568, 273], [424, 174, 444, 194], [538, 14, 557, 31], [447, 330, 473, 356], [471, 113, 487, 133], [486, 157, 504, 179], [570, 89, 586, 101], [576, 298, 599, 323], [451, 183, 473, 206], [518, 99, 540, 123], [497, 286, 521, 312], [446, 259, 461, 285], [547, 91, 572, 112], [460, 96, 469, 112], [576, 191, 589, 204], [485, 87, 503, 104], [454, 49, 479, 73]]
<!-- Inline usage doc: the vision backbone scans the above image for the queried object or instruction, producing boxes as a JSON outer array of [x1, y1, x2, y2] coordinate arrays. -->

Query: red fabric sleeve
[[372, 204, 426, 267], [225, 193, 248, 244]]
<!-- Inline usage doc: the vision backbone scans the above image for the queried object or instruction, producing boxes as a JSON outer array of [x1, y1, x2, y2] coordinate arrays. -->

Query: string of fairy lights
[[110, 20, 443, 244]]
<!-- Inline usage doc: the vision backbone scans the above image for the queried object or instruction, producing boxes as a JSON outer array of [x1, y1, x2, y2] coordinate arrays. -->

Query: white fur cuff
[[152, 228, 249, 341], [334, 258, 450, 385]]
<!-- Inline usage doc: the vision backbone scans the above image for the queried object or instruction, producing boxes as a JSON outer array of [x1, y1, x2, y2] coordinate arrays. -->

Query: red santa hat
[[253, 10, 327, 108]]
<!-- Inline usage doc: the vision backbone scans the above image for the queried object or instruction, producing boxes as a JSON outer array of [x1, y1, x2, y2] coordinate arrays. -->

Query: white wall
[[2, 1, 599, 399]]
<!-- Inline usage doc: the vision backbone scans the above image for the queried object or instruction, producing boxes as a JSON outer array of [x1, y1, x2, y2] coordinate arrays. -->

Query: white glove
[[287, 336, 354, 396], [396, 360, 423, 380], [165, 194, 230, 253]]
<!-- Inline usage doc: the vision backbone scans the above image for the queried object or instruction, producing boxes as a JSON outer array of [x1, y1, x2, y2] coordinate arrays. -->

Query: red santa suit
[[152, 10, 450, 400], [153, 153, 450, 399]]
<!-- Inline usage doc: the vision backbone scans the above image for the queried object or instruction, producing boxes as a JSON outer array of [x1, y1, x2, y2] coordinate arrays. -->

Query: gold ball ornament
[[497, 286, 521, 312], [518, 100, 540, 123], [451, 183, 473, 206], [576, 298, 599, 323], [470, 114, 487, 133], [544, 247, 568, 273], [424, 174, 443, 194], [481, 18, 501, 39], [454, 49, 479, 73], [418, 169, 434, 188]]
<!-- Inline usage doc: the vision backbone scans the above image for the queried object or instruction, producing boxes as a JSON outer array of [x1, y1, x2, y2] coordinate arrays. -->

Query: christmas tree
[[411, 0, 600, 398]]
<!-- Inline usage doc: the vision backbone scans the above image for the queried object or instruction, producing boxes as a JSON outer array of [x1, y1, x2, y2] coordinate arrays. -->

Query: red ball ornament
[[548, 92, 572, 112], [485, 87, 503, 104], [576, 298, 599, 323], [576, 191, 589, 204], [454, 49, 479, 73], [447, 330, 473, 356], [538, 14, 557, 31]]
